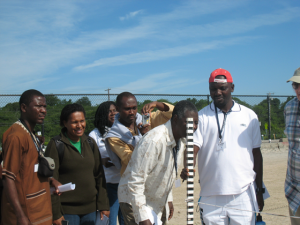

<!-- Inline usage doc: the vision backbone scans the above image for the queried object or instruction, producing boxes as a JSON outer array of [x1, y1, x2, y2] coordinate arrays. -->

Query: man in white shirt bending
[[118, 100, 198, 225], [181, 68, 264, 225]]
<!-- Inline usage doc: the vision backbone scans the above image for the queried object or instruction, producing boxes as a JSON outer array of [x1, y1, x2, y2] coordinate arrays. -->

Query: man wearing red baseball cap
[[181, 68, 264, 225]]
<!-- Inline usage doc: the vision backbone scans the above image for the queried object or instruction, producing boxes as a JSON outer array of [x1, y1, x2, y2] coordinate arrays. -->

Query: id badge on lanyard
[[217, 140, 226, 151], [215, 104, 227, 151]]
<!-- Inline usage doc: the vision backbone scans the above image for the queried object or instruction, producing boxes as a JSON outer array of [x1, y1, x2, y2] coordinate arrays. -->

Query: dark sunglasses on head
[[292, 82, 300, 90]]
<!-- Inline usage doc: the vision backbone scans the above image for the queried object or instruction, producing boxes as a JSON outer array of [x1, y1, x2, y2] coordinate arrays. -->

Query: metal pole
[[267, 95, 271, 142], [186, 118, 194, 225], [207, 95, 210, 105], [105, 88, 111, 101]]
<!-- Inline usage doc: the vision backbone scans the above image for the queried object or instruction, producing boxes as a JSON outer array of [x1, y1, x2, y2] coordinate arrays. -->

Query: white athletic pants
[[198, 188, 255, 225]]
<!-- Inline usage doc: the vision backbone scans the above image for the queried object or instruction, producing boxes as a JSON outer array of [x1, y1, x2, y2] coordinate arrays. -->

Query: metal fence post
[[267, 95, 271, 142], [105, 88, 111, 101]]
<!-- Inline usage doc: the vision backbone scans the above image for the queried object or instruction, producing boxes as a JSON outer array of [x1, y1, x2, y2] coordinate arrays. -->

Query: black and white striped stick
[[186, 118, 194, 225]]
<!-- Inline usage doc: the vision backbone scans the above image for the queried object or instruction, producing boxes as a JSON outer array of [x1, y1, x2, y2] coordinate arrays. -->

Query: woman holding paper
[[89, 101, 124, 225], [45, 103, 110, 225]]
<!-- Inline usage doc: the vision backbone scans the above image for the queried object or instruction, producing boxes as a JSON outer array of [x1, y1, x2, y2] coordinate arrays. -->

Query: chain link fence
[[0, 94, 295, 146]]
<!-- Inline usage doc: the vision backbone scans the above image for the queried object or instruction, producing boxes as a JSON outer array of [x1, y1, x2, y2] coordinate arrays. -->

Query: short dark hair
[[116, 92, 136, 107], [19, 89, 44, 112], [172, 100, 198, 120], [94, 101, 116, 136], [60, 103, 86, 127]]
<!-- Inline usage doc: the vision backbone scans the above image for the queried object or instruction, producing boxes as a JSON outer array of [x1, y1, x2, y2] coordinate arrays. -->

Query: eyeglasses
[[292, 82, 300, 90]]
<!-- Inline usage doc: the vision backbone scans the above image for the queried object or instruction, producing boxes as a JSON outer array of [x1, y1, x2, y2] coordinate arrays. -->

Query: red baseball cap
[[209, 68, 233, 83]]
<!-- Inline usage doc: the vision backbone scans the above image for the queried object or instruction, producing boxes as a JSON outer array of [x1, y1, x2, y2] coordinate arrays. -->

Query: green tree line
[[0, 95, 294, 146]]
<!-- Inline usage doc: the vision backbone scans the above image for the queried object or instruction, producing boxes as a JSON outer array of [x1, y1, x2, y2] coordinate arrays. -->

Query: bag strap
[[52, 135, 64, 166], [52, 135, 94, 165], [19, 119, 43, 155], [87, 137, 94, 153]]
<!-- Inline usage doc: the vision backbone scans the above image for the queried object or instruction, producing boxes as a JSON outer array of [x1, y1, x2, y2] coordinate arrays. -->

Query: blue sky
[[0, 0, 299, 95]]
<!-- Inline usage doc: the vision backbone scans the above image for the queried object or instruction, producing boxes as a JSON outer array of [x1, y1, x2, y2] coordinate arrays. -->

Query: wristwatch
[[256, 187, 265, 194]]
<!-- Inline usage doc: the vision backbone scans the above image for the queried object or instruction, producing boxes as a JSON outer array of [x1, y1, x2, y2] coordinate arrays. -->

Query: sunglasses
[[292, 82, 300, 90]]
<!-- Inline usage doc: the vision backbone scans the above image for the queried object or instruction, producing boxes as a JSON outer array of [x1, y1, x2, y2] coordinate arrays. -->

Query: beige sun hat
[[287, 67, 300, 83]]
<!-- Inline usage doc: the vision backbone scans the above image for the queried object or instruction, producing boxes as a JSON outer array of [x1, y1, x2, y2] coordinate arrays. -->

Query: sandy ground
[[169, 148, 290, 225]]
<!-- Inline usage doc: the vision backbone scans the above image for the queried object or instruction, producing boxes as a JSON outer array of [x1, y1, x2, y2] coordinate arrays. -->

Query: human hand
[[50, 178, 62, 196], [180, 168, 195, 180], [168, 202, 174, 220], [137, 123, 150, 135], [180, 168, 188, 180], [100, 211, 110, 220], [102, 158, 115, 168], [139, 219, 153, 225], [52, 216, 65, 225], [256, 193, 264, 211], [141, 101, 158, 114], [16, 215, 31, 225]]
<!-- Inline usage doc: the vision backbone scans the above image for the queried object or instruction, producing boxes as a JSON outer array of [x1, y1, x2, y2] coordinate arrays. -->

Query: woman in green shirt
[[45, 103, 110, 225]]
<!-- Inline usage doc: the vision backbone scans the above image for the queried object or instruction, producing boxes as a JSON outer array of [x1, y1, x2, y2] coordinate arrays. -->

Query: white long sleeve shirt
[[89, 128, 121, 184], [118, 120, 186, 224]]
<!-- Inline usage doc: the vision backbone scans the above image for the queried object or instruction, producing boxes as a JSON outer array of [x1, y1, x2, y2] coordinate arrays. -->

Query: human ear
[[20, 103, 27, 113], [231, 83, 235, 93]]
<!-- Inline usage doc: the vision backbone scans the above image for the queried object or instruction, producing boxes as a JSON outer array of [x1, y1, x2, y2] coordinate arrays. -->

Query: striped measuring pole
[[186, 118, 194, 225]]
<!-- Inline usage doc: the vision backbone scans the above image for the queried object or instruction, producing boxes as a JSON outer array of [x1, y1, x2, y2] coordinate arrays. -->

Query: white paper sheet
[[145, 207, 162, 225], [175, 179, 181, 188], [50, 182, 76, 194]]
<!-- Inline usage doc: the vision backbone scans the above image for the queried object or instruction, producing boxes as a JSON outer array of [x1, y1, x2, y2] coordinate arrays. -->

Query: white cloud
[[140, 0, 246, 25], [161, 7, 300, 40], [74, 5, 300, 70], [1, 0, 299, 93], [74, 36, 256, 69], [112, 72, 203, 94], [0, 4, 152, 92], [113, 72, 172, 93], [120, 10, 143, 21]]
